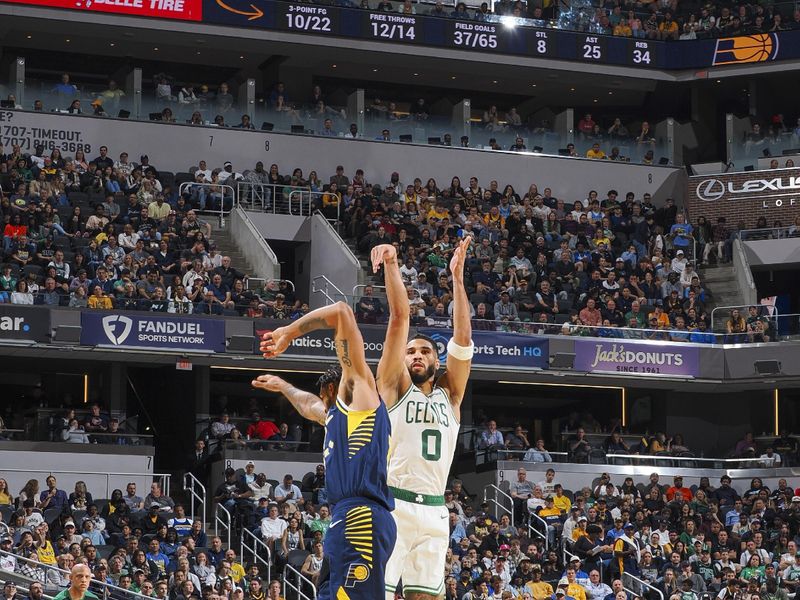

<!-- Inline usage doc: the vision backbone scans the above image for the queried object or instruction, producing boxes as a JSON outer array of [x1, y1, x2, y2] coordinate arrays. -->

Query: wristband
[[447, 338, 475, 361]]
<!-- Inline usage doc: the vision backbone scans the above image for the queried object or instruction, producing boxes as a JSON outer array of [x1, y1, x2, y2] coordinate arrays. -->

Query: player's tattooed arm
[[251, 374, 327, 426], [335, 338, 352, 367]]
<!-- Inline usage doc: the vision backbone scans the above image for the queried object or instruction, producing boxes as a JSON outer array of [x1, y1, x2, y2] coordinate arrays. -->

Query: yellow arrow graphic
[[215, 0, 263, 20]]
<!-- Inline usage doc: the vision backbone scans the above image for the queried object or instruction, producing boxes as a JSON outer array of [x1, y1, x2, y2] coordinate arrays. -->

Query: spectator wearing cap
[[672, 578, 699, 600], [0, 538, 15, 570], [527, 565, 553, 600], [670, 249, 688, 274], [214, 467, 251, 514], [3, 581, 23, 600], [613, 523, 640, 575], [552, 579, 577, 600], [540, 496, 563, 545], [562, 508, 582, 541]]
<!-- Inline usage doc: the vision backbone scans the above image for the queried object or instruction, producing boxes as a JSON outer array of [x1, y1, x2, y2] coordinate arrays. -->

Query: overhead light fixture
[[500, 15, 517, 28]]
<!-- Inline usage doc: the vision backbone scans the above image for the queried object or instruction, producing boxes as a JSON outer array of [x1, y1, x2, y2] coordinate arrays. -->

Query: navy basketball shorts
[[317, 497, 396, 600]]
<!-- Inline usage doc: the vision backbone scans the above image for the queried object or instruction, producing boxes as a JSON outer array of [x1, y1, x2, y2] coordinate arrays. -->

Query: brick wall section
[[686, 170, 800, 227]]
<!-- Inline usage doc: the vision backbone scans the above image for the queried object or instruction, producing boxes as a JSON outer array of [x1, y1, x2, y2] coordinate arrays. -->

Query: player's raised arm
[[372, 244, 411, 403], [259, 301, 377, 410], [439, 236, 473, 406], [251, 375, 327, 426]]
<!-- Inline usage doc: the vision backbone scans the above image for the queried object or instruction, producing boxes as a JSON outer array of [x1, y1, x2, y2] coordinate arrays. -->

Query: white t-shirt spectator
[[759, 452, 781, 467], [260, 515, 288, 540], [400, 264, 418, 285]]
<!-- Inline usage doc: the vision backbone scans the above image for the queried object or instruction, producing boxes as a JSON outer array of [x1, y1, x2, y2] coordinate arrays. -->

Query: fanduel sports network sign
[[80, 312, 225, 352], [573, 340, 699, 377], [686, 168, 800, 227], [418, 328, 549, 370]]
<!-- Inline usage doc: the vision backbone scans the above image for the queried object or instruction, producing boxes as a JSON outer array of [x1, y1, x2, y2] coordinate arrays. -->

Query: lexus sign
[[687, 168, 800, 227], [693, 174, 800, 205], [695, 179, 725, 202]]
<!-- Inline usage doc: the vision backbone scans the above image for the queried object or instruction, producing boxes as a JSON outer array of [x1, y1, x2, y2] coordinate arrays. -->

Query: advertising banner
[[0, 305, 50, 342], [573, 339, 699, 377], [253, 318, 386, 361], [0, 0, 202, 20], [80, 312, 225, 352], [686, 168, 800, 228], [418, 328, 549, 369]]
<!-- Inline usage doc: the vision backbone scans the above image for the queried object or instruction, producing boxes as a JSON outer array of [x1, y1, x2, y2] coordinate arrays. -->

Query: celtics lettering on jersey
[[388, 385, 459, 497]]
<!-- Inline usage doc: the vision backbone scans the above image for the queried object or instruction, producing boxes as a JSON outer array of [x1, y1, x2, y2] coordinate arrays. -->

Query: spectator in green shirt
[[53, 564, 99, 600]]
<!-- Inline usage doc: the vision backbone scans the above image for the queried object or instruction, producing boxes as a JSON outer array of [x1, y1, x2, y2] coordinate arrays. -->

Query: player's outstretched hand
[[449, 235, 472, 280], [370, 244, 397, 273], [260, 327, 291, 358], [251, 374, 289, 393]]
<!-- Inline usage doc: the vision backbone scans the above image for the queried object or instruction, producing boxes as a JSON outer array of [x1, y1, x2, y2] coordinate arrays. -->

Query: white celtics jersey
[[387, 384, 460, 497]]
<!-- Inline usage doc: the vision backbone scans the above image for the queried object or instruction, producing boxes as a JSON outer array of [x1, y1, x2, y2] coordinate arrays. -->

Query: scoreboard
[[3, 0, 790, 70]]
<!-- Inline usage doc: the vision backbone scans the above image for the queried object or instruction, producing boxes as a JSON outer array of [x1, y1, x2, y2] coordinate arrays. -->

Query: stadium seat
[[287, 549, 310, 571]]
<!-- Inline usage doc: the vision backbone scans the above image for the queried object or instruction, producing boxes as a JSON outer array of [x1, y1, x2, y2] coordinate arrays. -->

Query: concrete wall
[[744, 238, 800, 267], [244, 214, 311, 243], [230, 208, 280, 280], [0, 109, 684, 204], [734, 238, 758, 306], [309, 215, 360, 309], [0, 442, 156, 499], [496, 461, 794, 495]]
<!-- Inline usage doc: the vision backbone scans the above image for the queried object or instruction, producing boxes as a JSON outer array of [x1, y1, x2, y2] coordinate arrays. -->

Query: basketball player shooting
[[252, 302, 396, 600], [371, 237, 474, 600]]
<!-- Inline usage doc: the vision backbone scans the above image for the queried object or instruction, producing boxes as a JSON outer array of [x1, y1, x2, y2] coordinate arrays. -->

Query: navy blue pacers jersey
[[318, 397, 395, 600], [323, 396, 394, 511]]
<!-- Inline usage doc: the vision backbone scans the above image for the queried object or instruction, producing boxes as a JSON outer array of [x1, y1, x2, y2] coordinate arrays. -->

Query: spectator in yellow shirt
[[427, 202, 450, 222], [586, 143, 607, 159], [526, 568, 554, 600], [553, 484, 572, 514], [614, 18, 632, 36], [572, 515, 589, 541], [659, 12, 679, 40], [564, 568, 588, 600], [88, 286, 113, 309]]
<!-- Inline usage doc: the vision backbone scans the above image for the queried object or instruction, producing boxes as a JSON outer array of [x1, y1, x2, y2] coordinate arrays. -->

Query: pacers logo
[[712, 33, 778, 66], [344, 563, 370, 588]]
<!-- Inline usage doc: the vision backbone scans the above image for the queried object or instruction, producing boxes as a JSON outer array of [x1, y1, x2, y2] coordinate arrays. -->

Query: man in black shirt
[[214, 467, 252, 516], [92, 146, 114, 171]]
